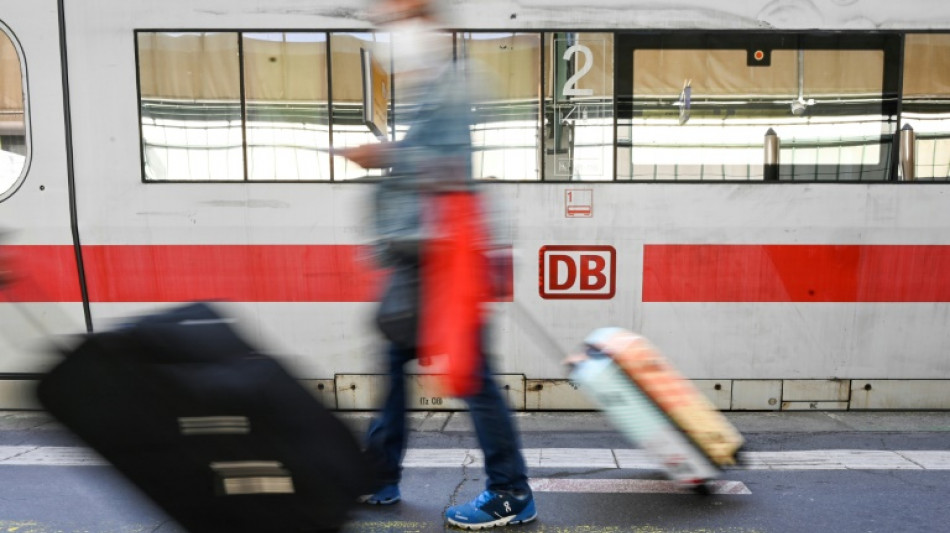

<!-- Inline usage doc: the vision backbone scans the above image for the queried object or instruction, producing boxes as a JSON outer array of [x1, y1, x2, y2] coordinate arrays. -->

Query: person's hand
[[336, 144, 392, 169]]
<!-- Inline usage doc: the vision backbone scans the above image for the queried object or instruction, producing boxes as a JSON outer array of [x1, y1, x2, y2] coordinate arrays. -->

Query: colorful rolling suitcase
[[569, 327, 744, 490], [36, 302, 374, 533]]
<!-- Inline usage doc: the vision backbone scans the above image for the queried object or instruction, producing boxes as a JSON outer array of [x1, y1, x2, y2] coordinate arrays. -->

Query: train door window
[[615, 34, 900, 181], [243, 33, 330, 181], [543, 32, 614, 181], [137, 32, 244, 181], [329, 32, 392, 181], [901, 34, 950, 181], [0, 22, 27, 198], [458, 32, 541, 181]]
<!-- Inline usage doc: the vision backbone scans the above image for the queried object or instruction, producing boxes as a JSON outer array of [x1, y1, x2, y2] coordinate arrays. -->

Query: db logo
[[539, 245, 616, 299]]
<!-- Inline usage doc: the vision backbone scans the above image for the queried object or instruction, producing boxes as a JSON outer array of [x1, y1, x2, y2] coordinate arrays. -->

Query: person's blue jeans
[[364, 340, 530, 493]]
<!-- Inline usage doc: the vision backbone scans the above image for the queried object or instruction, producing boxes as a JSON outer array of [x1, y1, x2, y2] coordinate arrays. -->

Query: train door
[[0, 1, 87, 408], [614, 32, 902, 182]]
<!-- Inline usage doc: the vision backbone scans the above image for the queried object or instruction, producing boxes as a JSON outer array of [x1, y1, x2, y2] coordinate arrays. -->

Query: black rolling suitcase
[[36, 302, 373, 533]]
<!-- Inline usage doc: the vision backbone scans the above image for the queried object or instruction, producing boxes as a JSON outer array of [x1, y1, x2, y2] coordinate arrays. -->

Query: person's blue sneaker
[[445, 489, 537, 530], [358, 483, 401, 505]]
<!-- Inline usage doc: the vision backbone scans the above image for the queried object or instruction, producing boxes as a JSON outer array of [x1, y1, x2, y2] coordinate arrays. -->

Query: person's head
[[372, 0, 449, 88], [370, 0, 441, 26]]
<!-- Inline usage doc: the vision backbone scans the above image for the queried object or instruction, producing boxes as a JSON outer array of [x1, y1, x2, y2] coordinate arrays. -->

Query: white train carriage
[[1, 0, 950, 410]]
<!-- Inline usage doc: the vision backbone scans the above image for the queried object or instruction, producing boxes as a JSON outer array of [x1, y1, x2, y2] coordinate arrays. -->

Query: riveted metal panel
[[299, 379, 337, 409], [484, 374, 527, 411], [783, 380, 851, 402], [850, 380, 950, 410], [693, 380, 733, 410], [411, 374, 526, 411], [0, 381, 41, 410], [781, 401, 849, 411], [524, 378, 731, 411], [732, 380, 782, 411], [335, 374, 525, 411], [524, 379, 597, 410], [335, 375, 386, 411], [406, 375, 468, 411]]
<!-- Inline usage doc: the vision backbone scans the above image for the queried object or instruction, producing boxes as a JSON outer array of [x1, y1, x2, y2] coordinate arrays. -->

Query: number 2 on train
[[562, 44, 594, 96]]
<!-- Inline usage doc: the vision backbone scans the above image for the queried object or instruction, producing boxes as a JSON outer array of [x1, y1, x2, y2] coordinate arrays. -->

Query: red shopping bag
[[419, 191, 491, 397]]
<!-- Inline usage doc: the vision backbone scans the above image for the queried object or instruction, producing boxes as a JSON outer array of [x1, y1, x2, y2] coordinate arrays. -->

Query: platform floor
[[1, 410, 948, 532]]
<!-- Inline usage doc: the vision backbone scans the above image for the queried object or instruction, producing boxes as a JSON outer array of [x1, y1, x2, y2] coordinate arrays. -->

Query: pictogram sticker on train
[[565, 189, 593, 218]]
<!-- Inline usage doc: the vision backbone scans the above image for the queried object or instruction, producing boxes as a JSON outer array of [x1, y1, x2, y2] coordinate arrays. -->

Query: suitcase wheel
[[733, 446, 749, 468], [677, 478, 714, 495], [692, 480, 714, 495]]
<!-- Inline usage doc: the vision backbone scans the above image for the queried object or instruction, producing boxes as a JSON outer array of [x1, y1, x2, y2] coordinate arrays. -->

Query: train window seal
[[0, 19, 31, 202], [615, 31, 903, 182]]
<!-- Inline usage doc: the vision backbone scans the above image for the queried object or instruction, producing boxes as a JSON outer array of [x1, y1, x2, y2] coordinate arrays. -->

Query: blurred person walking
[[339, 0, 537, 529]]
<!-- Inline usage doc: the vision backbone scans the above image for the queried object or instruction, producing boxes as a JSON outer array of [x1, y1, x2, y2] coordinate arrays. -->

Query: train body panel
[[0, 1, 86, 376], [0, 0, 71, 243], [2, 0, 950, 408]]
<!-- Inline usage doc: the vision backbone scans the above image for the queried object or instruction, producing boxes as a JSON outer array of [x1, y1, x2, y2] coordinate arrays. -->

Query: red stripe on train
[[0, 245, 84, 302], [643, 244, 950, 302], [1, 245, 384, 302], [6, 244, 948, 304], [1, 244, 515, 303]]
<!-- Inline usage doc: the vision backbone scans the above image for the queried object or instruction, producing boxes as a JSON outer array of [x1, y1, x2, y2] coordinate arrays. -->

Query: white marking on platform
[[613, 449, 659, 469], [0, 446, 107, 466], [530, 478, 751, 495], [403, 448, 475, 467], [899, 451, 950, 469], [538, 448, 617, 468], [2, 446, 950, 470], [741, 450, 923, 470]]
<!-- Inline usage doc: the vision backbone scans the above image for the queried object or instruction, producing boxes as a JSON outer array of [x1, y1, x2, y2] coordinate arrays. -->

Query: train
[[1, 0, 949, 411]]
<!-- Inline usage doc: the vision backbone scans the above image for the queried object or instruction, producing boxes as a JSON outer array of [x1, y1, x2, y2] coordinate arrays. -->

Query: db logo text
[[539, 245, 616, 299]]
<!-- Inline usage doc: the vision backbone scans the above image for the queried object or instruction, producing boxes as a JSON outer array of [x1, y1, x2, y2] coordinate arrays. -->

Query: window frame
[[0, 19, 31, 202], [135, 31, 248, 183]]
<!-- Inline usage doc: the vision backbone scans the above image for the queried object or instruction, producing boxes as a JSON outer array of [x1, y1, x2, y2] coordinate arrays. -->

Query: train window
[[329, 32, 393, 181], [129, 29, 939, 185], [544, 32, 614, 181], [616, 34, 900, 181], [901, 34, 950, 181], [137, 32, 244, 181], [0, 22, 27, 198], [243, 33, 330, 181], [458, 32, 541, 181]]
